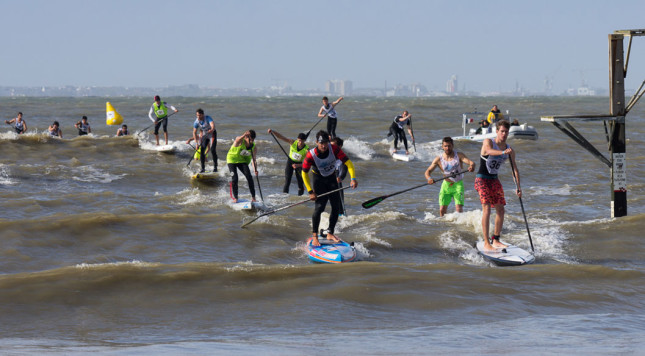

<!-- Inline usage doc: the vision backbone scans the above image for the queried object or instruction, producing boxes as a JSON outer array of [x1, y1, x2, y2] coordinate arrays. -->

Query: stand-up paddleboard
[[231, 198, 267, 211], [142, 144, 176, 153], [476, 240, 535, 266], [392, 150, 413, 162], [191, 171, 218, 181], [307, 236, 357, 264]]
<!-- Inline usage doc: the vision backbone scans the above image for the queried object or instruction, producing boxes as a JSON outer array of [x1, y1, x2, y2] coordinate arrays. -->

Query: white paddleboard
[[231, 198, 267, 211], [142, 144, 176, 153], [476, 240, 535, 266], [392, 150, 413, 161]]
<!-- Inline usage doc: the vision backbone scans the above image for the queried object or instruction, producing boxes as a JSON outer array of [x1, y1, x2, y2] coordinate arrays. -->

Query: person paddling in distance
[[48, 121, 62, 138], [387, 110, 415, 155], [317, 96, 343, 139], [226, 130, 258, 203], [474, 120, 520, 252], [116, 124, 129, 136], [424, 137, 476, 217], [189, 108, 218, 173], [148, 95, 178, 146], [75, 116, 91, 136], [5, 112, 27, 134], [267, 129, 308, 196], [301, 130, 358, 246]]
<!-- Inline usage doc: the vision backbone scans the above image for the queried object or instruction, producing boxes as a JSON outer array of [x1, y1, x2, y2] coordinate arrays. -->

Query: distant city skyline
[[1, 1, 645, 94]]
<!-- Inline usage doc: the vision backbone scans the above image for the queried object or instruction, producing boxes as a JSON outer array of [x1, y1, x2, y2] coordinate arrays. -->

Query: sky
[[2, 0, 645, 93]]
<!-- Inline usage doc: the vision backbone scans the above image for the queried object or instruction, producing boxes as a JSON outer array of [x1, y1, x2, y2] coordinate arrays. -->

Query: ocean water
[[1, 96, 644, 355]]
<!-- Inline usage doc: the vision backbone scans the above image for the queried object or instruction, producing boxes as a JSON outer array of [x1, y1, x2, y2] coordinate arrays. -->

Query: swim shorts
[[474, 177, 506, 206], [439, 180, 465, 206]]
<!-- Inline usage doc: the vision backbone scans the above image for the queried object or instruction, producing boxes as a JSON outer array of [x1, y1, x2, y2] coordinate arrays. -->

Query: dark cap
[[154, 95, 161, 101], [297, 133, 307, 140], [317, 133, 330, 143]]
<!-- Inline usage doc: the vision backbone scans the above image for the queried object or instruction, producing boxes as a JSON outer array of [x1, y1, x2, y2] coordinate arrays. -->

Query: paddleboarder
[[148, 95, 178, 146], [226, 130, 258, 203], [474, 120, 521, 251], [317, 96, 343, 139], [387, 110, 414, 155], [48, 121, 62, 138], [424, 137, 475, 217], [267, 129, 308, 196], [5, 112, 27, 134], [116, 125, 129, 136], [302, 130, 357, 246], [74, 116, 91, 136], [191, 108, 218, 173]]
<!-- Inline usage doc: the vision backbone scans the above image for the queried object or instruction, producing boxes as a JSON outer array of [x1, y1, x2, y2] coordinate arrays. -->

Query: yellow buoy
[[106, 102, 124, 125]]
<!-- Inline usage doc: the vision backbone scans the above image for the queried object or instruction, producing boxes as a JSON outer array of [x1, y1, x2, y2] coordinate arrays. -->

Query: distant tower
[[446, 75, 458, 94]]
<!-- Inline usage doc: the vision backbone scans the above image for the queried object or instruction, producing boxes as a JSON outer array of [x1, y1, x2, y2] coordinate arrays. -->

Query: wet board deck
[[191, 172, 218, 181], [307, 237, 357, 264], [143, 144, 176, 153], [476, 240, 535, 266], [231, 199, 267, 211], [392, 150, 413, 161]]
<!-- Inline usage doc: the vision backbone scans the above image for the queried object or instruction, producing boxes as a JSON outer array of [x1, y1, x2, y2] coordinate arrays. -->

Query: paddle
[[186, 142, 200, 166], [362, 170, 466, 209], [409, 115, 416, 152], [269, 131, 290, 159], [136, 111, 176, 137], [304, 113, 327, 140], [241, 186, 350, 228], [508, 156, 535, 252], [251, 149, 264, 202]]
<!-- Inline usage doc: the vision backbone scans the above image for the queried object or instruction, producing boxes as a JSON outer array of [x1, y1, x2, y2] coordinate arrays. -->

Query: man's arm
[[458, 152, 476, 172], [332, 96, 344, 107], [424, 157, 441, 184]]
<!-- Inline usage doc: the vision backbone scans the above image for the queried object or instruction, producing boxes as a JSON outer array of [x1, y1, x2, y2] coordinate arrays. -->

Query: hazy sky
[[2, 0, 645, 93]]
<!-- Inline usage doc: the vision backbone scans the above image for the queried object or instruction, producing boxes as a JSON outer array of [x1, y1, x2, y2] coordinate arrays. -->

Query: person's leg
[[492, 204, 507, 248], [211, 130, 218, 171], [295, 167, 305, 196], [200, 138, 209, 172], [228, 163, 239, 202], [283, 160, 294, 193], [240, 163, 256, 200], [162, 118, 168, 145], [154, 121, 161, 145]]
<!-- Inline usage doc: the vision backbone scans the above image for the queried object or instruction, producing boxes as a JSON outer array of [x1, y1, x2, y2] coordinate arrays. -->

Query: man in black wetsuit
[[387, 110, 415, 155]]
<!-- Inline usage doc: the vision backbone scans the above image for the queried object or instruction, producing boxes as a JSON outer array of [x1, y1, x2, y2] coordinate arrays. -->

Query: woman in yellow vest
[[226, 130, 258, 203], [267, 129, 309, 196]]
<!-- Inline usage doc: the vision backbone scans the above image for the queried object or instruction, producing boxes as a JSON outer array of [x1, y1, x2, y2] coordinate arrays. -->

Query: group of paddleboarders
[[423, 119, 520, 252]]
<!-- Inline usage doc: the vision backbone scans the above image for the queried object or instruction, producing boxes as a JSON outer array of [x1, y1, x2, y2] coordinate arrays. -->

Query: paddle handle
[[305, 113, 327, 139]]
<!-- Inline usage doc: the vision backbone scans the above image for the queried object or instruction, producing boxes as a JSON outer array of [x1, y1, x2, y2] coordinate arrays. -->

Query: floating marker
[[106, 102, 124, 125]]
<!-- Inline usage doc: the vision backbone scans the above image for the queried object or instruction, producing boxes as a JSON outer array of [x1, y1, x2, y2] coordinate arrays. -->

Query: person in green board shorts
[[226, 130, 258, 203], [148, 95, 178, 145], [424, 137, 476, 217], [267, 129, 308, 196]]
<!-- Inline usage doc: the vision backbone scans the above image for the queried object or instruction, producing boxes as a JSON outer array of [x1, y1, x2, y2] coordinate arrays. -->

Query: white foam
[[0, 164, 16, 185], [71, 165, 126, 183], [341, 136, 375, 160], [75, 260, 156, 269]]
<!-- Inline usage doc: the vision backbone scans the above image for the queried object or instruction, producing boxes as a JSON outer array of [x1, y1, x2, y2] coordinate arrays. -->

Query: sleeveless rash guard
[[321, 104, 337, 119], [309, 143, 338, 177], [478, 140, 509, 178], [289, 141, 308, 163], [440, 151, 464, 182]]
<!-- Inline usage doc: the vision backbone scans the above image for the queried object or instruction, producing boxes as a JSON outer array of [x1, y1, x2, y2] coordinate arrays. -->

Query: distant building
[[446, 75, 458, 94], [325, 80, 353, 96]]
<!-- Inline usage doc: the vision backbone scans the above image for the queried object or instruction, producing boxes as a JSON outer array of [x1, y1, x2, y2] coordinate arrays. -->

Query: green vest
[[227, 141, 255, 164], [288, 141, 308, 163], [153, 102, 168, 119]]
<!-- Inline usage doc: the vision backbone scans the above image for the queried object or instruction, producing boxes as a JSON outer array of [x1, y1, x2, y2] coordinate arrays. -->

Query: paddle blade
[[362, 196, 386, 209]]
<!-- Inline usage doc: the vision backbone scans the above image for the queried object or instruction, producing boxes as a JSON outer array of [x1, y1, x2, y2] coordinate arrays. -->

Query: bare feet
[[492, 239, 508, 249], [251, 198, 257, 203], [232, 198, 238, 203], [311, 235, 321, 246], [326, 233, 341, 243]]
